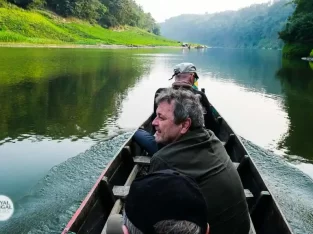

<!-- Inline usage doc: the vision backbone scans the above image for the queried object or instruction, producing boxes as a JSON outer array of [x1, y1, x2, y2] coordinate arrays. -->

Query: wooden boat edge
[[211, 104, 293, 232], [235, 133, 293, 231], [61, 130, 137, 234]]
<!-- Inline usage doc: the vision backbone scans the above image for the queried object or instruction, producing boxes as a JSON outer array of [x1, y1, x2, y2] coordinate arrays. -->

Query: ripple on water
[[0, 131, 134, 234], [242, 138, 313, 234]]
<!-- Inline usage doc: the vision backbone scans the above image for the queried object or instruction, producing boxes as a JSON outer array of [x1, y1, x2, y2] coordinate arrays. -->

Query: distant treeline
[[0, 0, 160, 35], [160, 0, 295, 49]]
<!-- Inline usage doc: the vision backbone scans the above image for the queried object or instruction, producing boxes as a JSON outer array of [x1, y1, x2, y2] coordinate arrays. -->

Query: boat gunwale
[[211, 102, 293, 233], [61, 130, 137, 234]]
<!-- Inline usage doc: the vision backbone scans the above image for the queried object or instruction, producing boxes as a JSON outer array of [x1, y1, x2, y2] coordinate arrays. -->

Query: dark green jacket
[[150, 127, 250, 234]]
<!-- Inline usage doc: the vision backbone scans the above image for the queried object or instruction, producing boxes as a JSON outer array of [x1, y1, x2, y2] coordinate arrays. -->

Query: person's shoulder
[[150, 154, 173, 172], [193, 89, 208, 98]]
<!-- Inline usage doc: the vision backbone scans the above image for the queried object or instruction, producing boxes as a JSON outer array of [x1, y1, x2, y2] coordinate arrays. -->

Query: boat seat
[[101, 165, 141, 234], [217, 116, 223, 124], [233, 162, 239, 169], [134, 156, 241, 170], [113, 185, 254, 199], [249, 216, 257, 234], [133, 156, 151, 165]]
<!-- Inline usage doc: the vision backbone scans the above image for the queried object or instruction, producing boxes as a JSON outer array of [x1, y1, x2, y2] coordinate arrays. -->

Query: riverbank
[[0, 43, 182, 49], [282, 43, 313, 59], [0, 8, 180, 46]]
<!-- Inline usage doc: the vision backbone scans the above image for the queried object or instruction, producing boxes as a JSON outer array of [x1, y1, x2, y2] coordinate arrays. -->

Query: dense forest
[[160, 0, 295, 49], [279, 0, 313, 57], [0, 0, 161, 35]]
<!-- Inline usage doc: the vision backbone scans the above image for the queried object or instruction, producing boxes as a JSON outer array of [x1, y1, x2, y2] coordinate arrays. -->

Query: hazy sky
[[134, 0, 271, 22]]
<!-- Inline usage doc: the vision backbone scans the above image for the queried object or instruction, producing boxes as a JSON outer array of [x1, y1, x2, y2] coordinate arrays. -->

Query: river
[[0, 47, 313, 233]]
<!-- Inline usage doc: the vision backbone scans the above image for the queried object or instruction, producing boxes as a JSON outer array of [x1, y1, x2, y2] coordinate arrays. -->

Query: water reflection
[[0, 48, 147, 144], [0, 48, 151, 200], [276, 59, 313, 161]]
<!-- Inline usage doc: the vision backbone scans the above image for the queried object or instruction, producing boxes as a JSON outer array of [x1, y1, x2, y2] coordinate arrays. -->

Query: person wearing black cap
[[150, 88, 250, 234], [106, 169, 209, 234]]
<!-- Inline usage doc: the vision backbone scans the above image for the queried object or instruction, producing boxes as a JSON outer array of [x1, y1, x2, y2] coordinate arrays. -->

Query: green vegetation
[[0, 8, 178, 45], [282, 43, 313, 58], [0, 0, 180, 46], [310, 50, 313, 57], [160, 0, 294, 49], [3, 0, 160, 34], [279, 0, 313, 58]]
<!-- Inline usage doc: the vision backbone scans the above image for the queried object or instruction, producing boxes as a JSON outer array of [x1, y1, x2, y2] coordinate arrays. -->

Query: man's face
[[152, 101, 190, 144], [174, 73, 194, 85]]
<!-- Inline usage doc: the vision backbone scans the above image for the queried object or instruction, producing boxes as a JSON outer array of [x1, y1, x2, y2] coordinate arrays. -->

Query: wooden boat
[[62, 88, 294, 234], [301, 57, 313, 62]]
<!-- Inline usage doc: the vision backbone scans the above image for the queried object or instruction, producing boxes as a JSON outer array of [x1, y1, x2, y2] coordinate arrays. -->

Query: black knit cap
[[124, 169, 208, 234]]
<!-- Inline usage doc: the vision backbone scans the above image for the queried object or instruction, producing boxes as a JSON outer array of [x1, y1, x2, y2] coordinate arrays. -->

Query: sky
[[134, 0, 272, 22]]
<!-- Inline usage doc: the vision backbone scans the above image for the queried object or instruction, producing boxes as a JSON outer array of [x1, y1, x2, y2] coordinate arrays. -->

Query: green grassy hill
[[0, 7, 179, 46]]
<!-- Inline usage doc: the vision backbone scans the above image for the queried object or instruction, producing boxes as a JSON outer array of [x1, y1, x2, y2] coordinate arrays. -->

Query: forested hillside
[[0, 0, 160, 35], [279, 0, 313, 57], [0, 0, 181, 45], [160, 0, 295, 49]]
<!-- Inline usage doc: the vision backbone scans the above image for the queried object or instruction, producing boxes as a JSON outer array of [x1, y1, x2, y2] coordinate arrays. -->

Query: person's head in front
[[123, 169, 209, 234], [152, 88, 204, 145], [171, 63, 199, 90]]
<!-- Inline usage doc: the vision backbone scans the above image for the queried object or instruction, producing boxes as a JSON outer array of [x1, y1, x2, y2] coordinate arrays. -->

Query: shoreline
[[0, 43, 183, 49]]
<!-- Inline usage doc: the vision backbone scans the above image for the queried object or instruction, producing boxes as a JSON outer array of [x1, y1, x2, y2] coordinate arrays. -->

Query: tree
[[279, 0, 313, 44], [153, 25, 160, 35], [7, 0, 35, 8], [160, 0, 295, 48], [5, 0, 161, 34]]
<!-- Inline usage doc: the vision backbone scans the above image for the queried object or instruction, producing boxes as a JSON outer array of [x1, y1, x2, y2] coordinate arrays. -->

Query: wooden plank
[[233, 162, 240, 169], [134, 156, 240, 170], [113, 186, 130, 199], [113, 185, 253, 199], [125, 165, 140, 185], [101, 165, 140, 234], [249, 215, 257, 234], [109, 199, 123, 216], [133, 156, 151, 165], [101, 199, 123, 234], [217, 116, 223, 124], [245, 189, 254, 198]]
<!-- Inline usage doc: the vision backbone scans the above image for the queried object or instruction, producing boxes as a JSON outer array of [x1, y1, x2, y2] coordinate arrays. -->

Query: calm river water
[[0, 47, 313, 233]]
